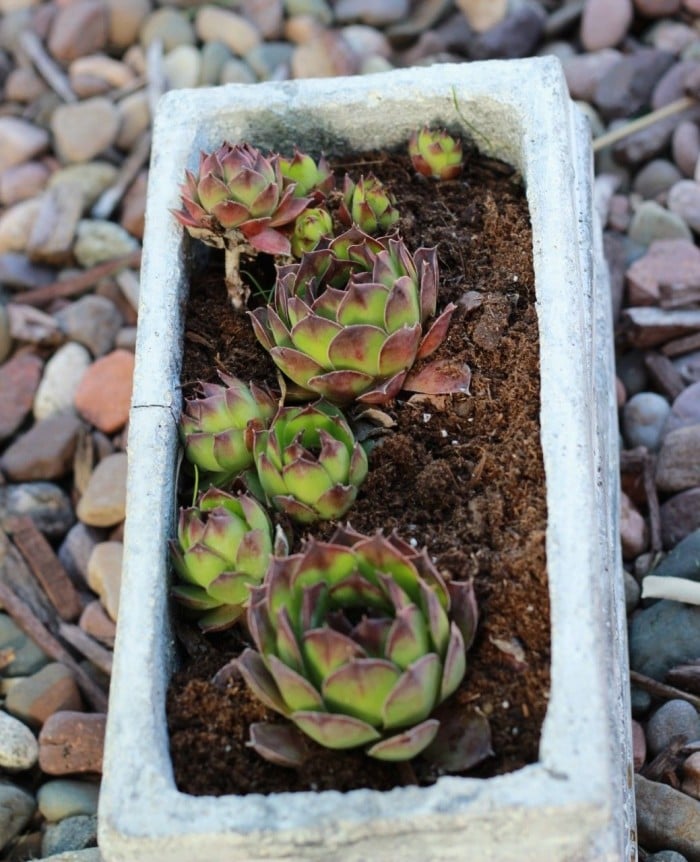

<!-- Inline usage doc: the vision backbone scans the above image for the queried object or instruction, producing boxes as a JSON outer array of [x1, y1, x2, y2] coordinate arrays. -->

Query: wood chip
[[5, 515, 82, 622], [629, 669, 700, 712], [666, 662, 700, 695], [661, 330, 700, 358]]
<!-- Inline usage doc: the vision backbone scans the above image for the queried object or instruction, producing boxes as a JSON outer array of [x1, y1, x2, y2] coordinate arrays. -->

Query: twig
[[59, 623, 113, 676], [91, 130, 152, 220], [592, 96, 697, 152], [666, 662, 700, 695], [19, 30, 77, 104], [629, 669, 700, 711], [13, 249, 142, 307], [0, 580, 108, 711], [642, 575, 700, 606]]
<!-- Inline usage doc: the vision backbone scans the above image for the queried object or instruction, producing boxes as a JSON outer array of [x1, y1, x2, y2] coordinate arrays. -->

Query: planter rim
[[100, 58, 634, 862]]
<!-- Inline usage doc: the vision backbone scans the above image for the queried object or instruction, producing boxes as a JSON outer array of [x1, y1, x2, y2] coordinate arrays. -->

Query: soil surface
[[167, 146, 550, 796]]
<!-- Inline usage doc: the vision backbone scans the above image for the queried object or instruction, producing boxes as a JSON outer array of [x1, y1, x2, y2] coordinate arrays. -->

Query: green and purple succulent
[[279, 149, 335, 202], [408, 126, 463, 180], [249, 230, 456, 404], [252, 400, 368, 524], [180, 372, 276, 485], [338, 174, 400, 234], [290, 207, 333, 258], [236, 524, 478, 762], [170, 488, 273, 632]]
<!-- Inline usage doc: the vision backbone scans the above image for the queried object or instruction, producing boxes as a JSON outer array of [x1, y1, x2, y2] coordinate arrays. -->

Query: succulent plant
[[338, 174, 400, 234], [170, 489, 273, 632], [290, 207, 333, 258], [173, 142, 312, 308], [252, 400, 368, 524], [236, 524, 478, 762], [408, 127, 463, 180], [180, 372, 277, 485], [279, 149, 335, 202], [249, 230, 456, 404]]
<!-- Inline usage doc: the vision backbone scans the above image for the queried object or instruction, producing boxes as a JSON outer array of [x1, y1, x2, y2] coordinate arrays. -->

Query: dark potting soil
[[167, 147, 550, 796]]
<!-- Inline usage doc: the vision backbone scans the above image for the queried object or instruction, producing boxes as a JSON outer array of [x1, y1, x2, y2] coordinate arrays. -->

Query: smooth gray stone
[[41, 814, 98, 857], [0, 481, 74, 539], [629, 599, 700, 680], [650, 528, 700, 581], [0, 782, 36, 853]]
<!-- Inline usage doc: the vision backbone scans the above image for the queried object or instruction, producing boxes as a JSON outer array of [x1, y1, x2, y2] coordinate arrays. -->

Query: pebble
[[291, 31, 360, 77], [632, 718, 646, 770], [620, 491, 648, 559], [0, 160, 51, 206], [163, 44, 202, 90], [4, 66, 46, 102], [648, 20, 697, 55], [632, 159, 683, 200], [0, 413, 83, 481], [634, 0, 682, 15], [5, 663, 83, 728], [652, 59, 700, 109], [105, 0, 151, 49], [647, 853, 690, 862], [0, 197, 43, 254], [622, 391, 670, 450], [87, 541, 123, 622], [120, 171, 147, 239], [73, 220, 140, 268], [595, 50, 676, 121], [195, 6, 261, 55], [0, 614, 49, 677], [0, 481, 75, 539], [47, 0, 109, 64], [613, 113, 680, 166], [74, 349, 134, 433], [580, 0, 633, 51], [665, 381, 700, 435], [649, 528, 700, 581], [334, 0, 409, 26], [456, 0, 507, 32], [37, 779, 100, 823], [199, 40, 232, 85], [48, 162, 118, 210], [245, 42, 295, 79], [115, 90, 150, 151], [656, 425, 700, 493], [672, 121, 700, 178], [629, 200, 693, 246], [635, 774, 700, 859], [668, 179, 700, 233], [284, 0, 333, 22], [76, 452, 128, 527], [69, 55, 135, 98], [629, 599, 700, 680], [661, 488, 700, 548], [27, 186, 84, 267], [0, 711, 39, 771], [626, 238, 700, 304], [58, 524, 106, 588], [465, 3, 547, 61], [0, 783, 35, 853], [682, 751, 700, 800], [140, 7, 196, 51], [624, 569, 641, 613], [617, 349, 649, 396], [0, 117, 49, 173], [33, 342, 91, 421], [646, 699, 700, 756], [0, 305, 10, 364], [219, 57, 257, 84], [38, 711, 106, 776], [42, 814, 98, 857], [0, 352, 43, 441], [51, 99, 120, 165], [55, 296, 123, 358]]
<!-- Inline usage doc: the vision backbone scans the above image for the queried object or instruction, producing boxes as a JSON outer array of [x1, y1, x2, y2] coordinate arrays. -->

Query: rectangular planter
[[99, 58, 636, 861]]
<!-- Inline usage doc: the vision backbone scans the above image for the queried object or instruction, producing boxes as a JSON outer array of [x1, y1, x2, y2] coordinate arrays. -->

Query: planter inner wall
[[100, 59, 634, 862]]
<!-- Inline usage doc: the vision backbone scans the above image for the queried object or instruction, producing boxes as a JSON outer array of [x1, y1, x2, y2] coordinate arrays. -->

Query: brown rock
[[633, 0, 682, 15], [6, 663, 83, 728], [4, 66, 47, 102], [0, 117, 49, 174], [580, 0, 633, 51], [38, 711, 106, 775], [74, 349, 134, 433], [291, 31, 360, 78], [120, 170, 147, 239], [632, 720, 646, 771], [0, 413, 83, 481], [620, 491, 648, 559], [0, 352, 43, 442], [26, 185, 84, 266], [0, 161, 51, 206], [635, 773, 700, 859], [626, 238, 700, 305], [656, 424, 700, 492], [47, 0, 109, 64], [682, 751, 700, 799], [79, 600, 116, 647], [660, 486, 700, 547]]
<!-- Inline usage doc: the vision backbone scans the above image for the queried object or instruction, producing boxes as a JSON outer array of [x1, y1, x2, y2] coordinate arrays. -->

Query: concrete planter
[[99, 59, 635, 861]]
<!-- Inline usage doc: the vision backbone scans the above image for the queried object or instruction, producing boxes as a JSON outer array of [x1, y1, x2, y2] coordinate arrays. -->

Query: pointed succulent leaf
[[351, 616, 392, 656], [206, 570, 256, 606], [416, 303, 457, 359], [269, 346, 325, 390], [307, 369, 376, 402], [403, 359, 472, 395], [170, 583, 221, 610], [440, 622, 467, 702], [336, 281, 388, 327], [322, 658, 401, 726], [366, 719, 439, 761], [268, 655, 325, 713], [423, 708, 492, 773], [382, 653, 441, 730], [274, 606, 304, 672], [236, 648, 291, 716], [302, 627, 367, 686], [198, 604, 246, 633], [447, 579, 479, 649], [247, 722, 311, 768], [289, 315, 341, 366], [419, 580, 451, 655], [291, 711, 381, 749], [384, 276, 421, 332], [327, 325, 386, 375], [385, 604, 430, 669]]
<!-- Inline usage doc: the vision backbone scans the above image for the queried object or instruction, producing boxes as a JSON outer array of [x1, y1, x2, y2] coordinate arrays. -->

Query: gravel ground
[[1, 0, 700, 860]]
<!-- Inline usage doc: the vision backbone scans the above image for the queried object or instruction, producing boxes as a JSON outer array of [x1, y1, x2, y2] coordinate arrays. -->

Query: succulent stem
[[223, 238, 255, 310]]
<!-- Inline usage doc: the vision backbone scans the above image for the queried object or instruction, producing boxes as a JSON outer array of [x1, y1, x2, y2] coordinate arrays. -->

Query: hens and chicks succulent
[[171, 128, 483, 765]]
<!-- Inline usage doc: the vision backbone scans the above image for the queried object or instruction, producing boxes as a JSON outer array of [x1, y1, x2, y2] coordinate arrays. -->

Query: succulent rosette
[[237, 525, 479, 762], [252, 400, 368, 524], [338, 174, 400, 234], [290, 207, 333, 258], [180, 372, 276, 484], [249, 229, 456, 404], [279, 149, 335, 202], [408, 126, 463, 180], [170, 489, 273, 632]]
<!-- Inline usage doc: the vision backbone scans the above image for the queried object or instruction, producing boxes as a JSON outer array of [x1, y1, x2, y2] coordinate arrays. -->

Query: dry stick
[[14, 249, 142, 307], [592, 96, 697, 153], [0, 580, 108, 712], [59, 623, 113, 676], [92, 130, 152, 220], [629, 669, 700, 711], [19, 30, 77, 104]]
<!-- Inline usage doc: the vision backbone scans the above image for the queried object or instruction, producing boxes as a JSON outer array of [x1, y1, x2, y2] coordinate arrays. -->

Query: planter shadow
[[98, 58, 635, 862]]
